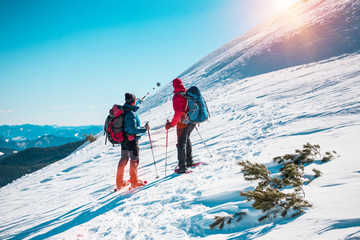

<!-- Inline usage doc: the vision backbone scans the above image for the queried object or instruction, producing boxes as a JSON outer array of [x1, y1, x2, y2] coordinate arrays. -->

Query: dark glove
[[165, 121, 172, 130], [145, 123, 150, 131]]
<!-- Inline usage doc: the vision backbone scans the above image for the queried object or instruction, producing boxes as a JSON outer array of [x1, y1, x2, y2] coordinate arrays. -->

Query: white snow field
[[1, 0, 360, 239], [1, 53, 359, 240]]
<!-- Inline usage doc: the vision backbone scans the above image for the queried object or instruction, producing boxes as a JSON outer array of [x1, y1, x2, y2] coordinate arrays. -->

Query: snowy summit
[[1, 0, 360, 239]]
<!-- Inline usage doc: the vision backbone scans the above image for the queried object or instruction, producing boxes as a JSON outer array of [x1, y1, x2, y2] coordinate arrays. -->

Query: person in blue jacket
[[116, 93, 150, 189]]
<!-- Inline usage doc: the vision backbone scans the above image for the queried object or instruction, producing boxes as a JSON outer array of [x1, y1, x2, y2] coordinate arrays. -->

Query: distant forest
[[0, 140, 86, 188]]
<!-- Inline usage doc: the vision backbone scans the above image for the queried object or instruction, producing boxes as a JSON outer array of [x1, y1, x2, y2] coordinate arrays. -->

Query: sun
[[274, 0, 299, 12]]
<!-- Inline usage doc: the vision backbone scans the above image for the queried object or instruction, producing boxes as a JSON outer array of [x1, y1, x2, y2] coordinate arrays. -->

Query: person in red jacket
[[165, 78, 195, 173]]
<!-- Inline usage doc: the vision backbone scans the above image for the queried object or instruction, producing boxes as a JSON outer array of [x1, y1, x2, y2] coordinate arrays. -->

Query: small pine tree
[[238, 161, 310, 221], [210, 143, 337, 229]]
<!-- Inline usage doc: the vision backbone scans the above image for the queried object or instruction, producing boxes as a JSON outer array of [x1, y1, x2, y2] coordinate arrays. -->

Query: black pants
[[177, 123, 195, 170], [121, 138, 139, 157], [116, 138, 140, 186]]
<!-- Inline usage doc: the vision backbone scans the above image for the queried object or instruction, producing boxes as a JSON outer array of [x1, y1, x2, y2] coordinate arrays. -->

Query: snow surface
[[0, 53, 359, 240]]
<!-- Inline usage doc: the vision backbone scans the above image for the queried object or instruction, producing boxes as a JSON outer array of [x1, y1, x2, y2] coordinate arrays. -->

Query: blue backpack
[[181, 86, 210, 123]]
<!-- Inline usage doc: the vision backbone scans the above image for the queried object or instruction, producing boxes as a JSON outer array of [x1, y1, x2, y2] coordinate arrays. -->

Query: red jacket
[[170, 78, 188, 127]]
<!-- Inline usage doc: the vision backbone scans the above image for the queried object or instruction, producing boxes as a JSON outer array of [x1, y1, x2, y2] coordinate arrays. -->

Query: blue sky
[[0, 0, 298, 126]]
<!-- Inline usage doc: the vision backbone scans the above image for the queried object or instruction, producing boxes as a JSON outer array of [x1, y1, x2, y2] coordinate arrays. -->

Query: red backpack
[[104, 105, 125, 145]]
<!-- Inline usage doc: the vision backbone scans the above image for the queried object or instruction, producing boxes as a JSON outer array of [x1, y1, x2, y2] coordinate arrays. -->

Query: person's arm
[[126, 111, 146, 134], [170, 110, 184, 127]]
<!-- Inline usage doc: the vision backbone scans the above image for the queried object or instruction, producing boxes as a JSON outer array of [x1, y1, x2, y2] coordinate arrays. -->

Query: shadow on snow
[[8, 174, 181, 240]]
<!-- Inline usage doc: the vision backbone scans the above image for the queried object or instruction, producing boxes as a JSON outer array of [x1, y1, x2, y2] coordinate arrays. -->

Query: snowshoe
[[174, 167, 192, 174], [175, 162, 206, 173], [187, 162, 207, 168], [129, 180, 147, 190], [114, 181, 129, 192]]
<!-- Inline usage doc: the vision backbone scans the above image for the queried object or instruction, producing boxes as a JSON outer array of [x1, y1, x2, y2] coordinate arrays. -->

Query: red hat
[[173, 78, 186, 93]]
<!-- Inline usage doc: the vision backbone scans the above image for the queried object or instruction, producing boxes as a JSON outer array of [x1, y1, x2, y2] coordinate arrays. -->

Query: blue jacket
[[123, 103, 146, 136]]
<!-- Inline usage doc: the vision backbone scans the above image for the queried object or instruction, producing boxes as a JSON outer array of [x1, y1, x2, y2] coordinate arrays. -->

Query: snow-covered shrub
[[84, 133, 97, 143], [273, 143, 337, 164], [210, 143, 337, 229], [238, 160, 311, 222]]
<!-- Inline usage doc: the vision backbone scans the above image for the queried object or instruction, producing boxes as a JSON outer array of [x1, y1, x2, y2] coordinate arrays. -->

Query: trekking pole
[[139, 82, 161, 103], [146, 122, 159, 178], [165, 120, 169, 177], [195, 126, 213, 158]]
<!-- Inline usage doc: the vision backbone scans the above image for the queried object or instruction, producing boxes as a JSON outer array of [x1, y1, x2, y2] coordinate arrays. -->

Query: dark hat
[[125, 93, 136, 104]]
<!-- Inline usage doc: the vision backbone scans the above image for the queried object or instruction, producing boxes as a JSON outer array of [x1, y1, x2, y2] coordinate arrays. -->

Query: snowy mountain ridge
[[140, 0, 360, 113], [0, 125, 102, 142], [1, 0, 360, 239], [179, 0, 360, 82]]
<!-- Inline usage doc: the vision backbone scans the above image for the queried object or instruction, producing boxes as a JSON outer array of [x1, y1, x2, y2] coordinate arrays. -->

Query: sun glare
[[274, 0, 299, 12]]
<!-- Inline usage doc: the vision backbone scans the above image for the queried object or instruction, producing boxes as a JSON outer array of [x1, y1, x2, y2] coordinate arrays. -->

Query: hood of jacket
[[173, 78, 186, 93]]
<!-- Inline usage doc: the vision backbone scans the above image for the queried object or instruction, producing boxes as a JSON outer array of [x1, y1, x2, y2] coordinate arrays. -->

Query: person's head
[[173, 78, 186, 93], [125, 93, 136, 105]]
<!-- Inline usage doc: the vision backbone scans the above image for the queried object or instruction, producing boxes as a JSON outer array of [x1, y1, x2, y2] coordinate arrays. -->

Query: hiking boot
[[177, 168, 190, 174], [186, 161, 195, 167], [116, 181, 128, 190], [130, 179, 146, 188]]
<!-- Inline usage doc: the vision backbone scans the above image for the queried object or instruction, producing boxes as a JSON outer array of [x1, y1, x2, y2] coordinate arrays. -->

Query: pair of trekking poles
[[147, 121, 212, 178]]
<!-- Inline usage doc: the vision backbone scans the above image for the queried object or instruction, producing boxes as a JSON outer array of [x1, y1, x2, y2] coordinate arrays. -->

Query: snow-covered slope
[[1, 0, 360, 239], [140, 0, 360, 112], [180, 0, 360, 82], [1, 53, 359, 239]]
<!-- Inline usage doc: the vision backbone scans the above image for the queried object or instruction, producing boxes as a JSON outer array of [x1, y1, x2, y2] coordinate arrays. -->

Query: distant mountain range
[[0, 124, 102, 141], [0, 124, 102, 160], [0, 135, 83, 150]]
